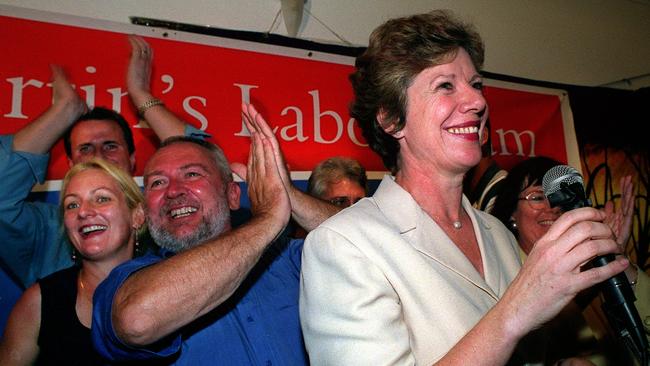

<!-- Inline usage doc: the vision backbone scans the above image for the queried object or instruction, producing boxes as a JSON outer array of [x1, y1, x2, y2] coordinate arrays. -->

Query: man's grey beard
[[148, 210, 230, 252]]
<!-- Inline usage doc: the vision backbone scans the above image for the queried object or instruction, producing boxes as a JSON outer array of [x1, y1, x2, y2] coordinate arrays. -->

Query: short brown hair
[[158, 136, 233, 185], [308, 157, 367, 199], [349, 10, 484, 173]]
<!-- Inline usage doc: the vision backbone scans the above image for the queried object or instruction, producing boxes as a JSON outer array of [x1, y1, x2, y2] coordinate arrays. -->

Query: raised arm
[[436, 208, 627, 365], [0, 66, 84, 286], [126, 35, 186, 140], [111, 129, 291, 347], [12, 65, 87, 154], [239, 103, 341, 231]]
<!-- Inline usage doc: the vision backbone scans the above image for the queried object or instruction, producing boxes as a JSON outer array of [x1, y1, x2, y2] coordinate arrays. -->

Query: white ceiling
[[2, 0, 649, 89]]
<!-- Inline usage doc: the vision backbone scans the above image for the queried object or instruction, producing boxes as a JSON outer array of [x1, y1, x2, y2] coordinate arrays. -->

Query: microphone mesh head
[[542, 165, 583, 196]]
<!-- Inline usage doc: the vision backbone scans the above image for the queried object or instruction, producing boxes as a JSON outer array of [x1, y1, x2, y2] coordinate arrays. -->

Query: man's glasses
[[518, 190, 550, 210], [328, 196, 362, 207]]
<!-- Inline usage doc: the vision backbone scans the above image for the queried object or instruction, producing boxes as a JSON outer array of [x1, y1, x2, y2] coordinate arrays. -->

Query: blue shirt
[[0, 126, 210, 287], [92, 236, 307, 366], [0, 134, 73, 287]]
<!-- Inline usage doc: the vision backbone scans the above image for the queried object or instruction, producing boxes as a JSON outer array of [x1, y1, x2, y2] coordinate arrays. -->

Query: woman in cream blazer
[[299, 10, 627, 366]]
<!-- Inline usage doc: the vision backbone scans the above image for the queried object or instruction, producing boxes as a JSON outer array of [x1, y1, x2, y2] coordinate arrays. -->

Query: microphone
[[542, 165, 648, 364]]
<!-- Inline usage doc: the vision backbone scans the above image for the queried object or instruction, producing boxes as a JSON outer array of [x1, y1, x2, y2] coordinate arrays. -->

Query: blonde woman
[[0, 159, 145, 365]]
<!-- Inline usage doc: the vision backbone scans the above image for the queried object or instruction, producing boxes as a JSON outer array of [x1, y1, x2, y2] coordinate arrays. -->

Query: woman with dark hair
[[491, 156, 563, 255], [299, 10, 627, 365], [491, 157, 648, 365], [0, 159, 145, 365]]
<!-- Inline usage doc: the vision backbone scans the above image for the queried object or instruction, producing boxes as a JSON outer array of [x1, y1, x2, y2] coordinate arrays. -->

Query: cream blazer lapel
[[373, 176, 506, 300], [472, 206, 520, 297]]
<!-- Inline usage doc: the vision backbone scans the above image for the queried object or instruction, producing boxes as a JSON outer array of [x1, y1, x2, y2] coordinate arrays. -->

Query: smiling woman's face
[[512, 184, 562, 255], [395, 48, 487, 175], [62, 168, 135, 261]]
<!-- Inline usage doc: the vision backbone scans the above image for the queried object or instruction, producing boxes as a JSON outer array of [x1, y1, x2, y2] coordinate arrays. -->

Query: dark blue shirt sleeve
[[91, 253, 182, 361]]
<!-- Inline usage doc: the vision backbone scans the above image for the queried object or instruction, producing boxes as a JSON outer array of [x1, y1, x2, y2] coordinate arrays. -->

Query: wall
[[1, 0, 649, 89]]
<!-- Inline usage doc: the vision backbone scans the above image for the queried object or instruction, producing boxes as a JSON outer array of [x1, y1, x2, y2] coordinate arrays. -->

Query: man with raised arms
[[92, 104, 339, 365]]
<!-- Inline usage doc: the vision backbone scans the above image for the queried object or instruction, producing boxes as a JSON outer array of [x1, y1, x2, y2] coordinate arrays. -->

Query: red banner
[[0, 6, 580, 185], [484, 82, 574, 170]]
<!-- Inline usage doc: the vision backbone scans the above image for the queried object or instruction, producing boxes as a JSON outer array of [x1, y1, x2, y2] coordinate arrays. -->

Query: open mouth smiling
[[170, 206, 198, 219], [446, 126, 479, 135], [80, 225, 107, 236]]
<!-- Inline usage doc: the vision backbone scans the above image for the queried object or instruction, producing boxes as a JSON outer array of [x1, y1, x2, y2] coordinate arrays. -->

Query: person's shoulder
[[115, 252, 165, 273], [9, 281, 43, 326], [318, 197, 382, 232], [99, 252, 165, 290], [21, 281, 43, 307], [306, 198, 393, 256]]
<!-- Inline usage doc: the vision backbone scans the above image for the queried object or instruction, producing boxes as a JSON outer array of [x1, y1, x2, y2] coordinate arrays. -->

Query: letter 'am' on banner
[[0, 5, 580, 192], [482, 78, 580, 173]]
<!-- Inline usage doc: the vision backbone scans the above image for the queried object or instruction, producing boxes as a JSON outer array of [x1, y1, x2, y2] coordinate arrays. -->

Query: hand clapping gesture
[[50, 64, 87, 118], [232, 103, 291, 235], [126, 35, 154, 107]]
